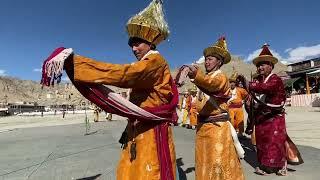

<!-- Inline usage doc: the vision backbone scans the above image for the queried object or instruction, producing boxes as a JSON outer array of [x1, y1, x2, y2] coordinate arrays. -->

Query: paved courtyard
[[0, 107, 319, 180]]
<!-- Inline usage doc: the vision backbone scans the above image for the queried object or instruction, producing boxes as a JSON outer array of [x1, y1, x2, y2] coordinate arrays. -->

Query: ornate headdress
[[252, 43, 278, 65], [126, 0, 169, 45], [229, 71, 238, 82], [203, 36, 231, 64], [189, 84, 198, 93]]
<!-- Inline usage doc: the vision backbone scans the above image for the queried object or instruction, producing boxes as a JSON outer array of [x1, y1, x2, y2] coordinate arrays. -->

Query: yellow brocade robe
[[65, 51, 176, 180], [193, 70, 245, 180]]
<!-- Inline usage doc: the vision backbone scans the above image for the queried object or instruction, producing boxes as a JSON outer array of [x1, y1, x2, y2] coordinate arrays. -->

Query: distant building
[[286, 57, 320, 94], [0, 108, 9, 116], [49, 104, 76, 111], [8, 102, 45, 115]]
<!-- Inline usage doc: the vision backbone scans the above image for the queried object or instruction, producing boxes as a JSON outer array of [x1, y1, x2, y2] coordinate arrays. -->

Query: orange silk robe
[[180, 95, 191, 125], [227, 87, 248, 132], [67, 51, 176, 180], [188, 95, 198, 126], [193, 70, 245, 180]]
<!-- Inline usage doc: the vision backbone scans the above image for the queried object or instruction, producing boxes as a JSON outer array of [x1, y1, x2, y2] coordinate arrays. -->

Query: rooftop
[[288, 57, 320, 66]]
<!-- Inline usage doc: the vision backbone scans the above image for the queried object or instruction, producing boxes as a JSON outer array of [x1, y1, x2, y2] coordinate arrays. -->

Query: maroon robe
[[249, 73, 303, 168]]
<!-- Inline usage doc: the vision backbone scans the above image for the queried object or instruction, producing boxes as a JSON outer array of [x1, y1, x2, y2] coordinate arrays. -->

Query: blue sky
[[1, 0, 320, 80]]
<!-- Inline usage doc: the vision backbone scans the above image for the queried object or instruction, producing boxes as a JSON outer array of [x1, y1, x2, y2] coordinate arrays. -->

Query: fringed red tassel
[[40, 47, 73, 87]]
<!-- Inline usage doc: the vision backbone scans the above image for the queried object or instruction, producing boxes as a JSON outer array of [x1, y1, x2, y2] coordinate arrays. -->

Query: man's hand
[[249, 81, 259, 91], [187, 65, 198, 79]]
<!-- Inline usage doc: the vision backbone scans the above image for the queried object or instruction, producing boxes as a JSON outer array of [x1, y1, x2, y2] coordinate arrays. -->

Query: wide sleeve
[[239, 88, 248, 100], [64, 54, 166, 89], [193, 70, 228, 93], [249, 75, 281, 94]]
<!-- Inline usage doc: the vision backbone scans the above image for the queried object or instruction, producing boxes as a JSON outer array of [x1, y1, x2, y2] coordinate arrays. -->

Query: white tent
[[307, 69, 320, 76]]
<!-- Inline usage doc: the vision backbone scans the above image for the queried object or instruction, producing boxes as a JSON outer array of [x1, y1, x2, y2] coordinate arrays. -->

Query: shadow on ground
[[177, 158, 195, 180], [240, 137, 259, 168], [76, 174, 101, 180]]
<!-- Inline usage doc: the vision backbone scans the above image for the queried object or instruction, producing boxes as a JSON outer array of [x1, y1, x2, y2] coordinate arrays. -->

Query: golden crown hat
[[181, 88, 189, 95], [252, 43, 278, 65], [182, 90, 189, 95], [203, 36, 231, 64], [126, 0, 169, 45], [229, 71, 238, 82], [189, 85, 198, 92]]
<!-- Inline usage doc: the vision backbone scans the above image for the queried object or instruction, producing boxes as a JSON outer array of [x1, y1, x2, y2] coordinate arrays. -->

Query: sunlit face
[[256, 61, 273, 76], [130, 40, 151, 60], [205, 56, 222, 72]]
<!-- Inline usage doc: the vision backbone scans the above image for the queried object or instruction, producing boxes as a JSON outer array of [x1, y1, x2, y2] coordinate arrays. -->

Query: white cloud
[[195, 56, 205, 64], [284, 48, 292, 53], [285, 44, 320, 62], [245, 48, 283, 62], [281, 61, 289, 65], [0, 70, 6, 76], [33, 68, 42, 72], [245, 44, 320, 64], [245, 49, 260, 62]]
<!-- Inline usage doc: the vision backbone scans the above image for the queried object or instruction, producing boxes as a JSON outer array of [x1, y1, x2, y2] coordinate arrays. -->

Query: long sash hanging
[[41, 47, 178, 180]]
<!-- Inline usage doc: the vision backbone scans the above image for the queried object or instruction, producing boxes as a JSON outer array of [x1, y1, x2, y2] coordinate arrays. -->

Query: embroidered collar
[[263, 73, 274, 83], [207, 69, 222, 78], [141, 50, 159, 61], [253, 73, 284, 108]]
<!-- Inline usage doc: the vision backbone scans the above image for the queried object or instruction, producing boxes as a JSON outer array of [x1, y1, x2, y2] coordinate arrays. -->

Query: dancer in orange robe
[[188, 86, 198, 129], [64, 1, 177, 179], [227, 73, 248, 136], [186, 37, 245, 180]]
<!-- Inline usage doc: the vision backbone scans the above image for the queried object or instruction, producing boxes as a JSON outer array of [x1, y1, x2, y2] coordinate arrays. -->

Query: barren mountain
[[0, 76, 128, 106], [0, 76, 85, 106]]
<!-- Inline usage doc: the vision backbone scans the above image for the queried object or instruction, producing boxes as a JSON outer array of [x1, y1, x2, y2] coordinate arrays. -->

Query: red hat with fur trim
[[252, 44, 278, 66]]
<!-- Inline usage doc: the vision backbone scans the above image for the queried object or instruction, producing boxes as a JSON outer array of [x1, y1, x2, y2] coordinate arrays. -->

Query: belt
[[228, 103, 243, 108], [198, 113, 229, 123]]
